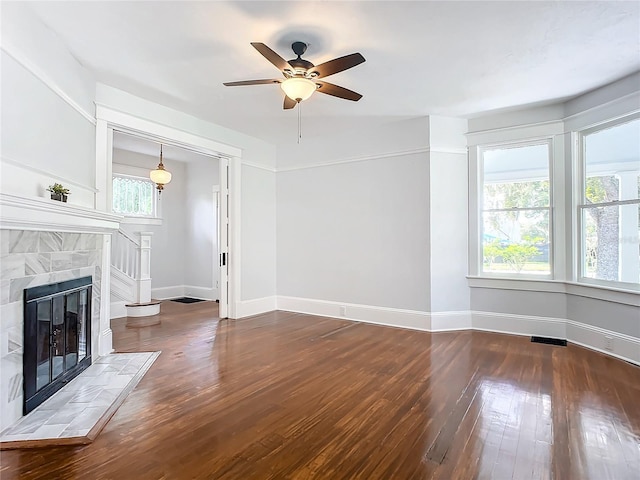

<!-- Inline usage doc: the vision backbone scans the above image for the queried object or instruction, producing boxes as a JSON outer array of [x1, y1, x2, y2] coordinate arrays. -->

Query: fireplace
[[23, 276, 92, 414]]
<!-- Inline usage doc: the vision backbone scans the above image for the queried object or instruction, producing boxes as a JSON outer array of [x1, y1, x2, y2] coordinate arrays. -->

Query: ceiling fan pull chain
[[298, 101, 302, 144]]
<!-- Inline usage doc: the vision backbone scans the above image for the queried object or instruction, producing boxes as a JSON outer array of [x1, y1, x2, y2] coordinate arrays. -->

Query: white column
[[98, 234, 114, 355], [428, 116, 470, 313], [137, 232, 153, 303], [618, 171, 639, 283]]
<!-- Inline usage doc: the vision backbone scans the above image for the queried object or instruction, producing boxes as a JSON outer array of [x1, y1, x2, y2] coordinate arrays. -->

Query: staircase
[[111, 230, 160, 321]]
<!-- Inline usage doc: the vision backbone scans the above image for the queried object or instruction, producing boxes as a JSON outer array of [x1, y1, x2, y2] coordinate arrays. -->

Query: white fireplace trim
[[0, 193, 121, 233]]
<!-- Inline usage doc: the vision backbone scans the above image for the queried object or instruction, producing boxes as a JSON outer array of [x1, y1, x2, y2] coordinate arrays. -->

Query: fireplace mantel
[[0, 193, 122, 233]]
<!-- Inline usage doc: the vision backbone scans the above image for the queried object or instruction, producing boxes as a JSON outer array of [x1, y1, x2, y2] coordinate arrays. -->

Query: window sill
[[119, 216, 163, 226], [467, 276, 639, 307]]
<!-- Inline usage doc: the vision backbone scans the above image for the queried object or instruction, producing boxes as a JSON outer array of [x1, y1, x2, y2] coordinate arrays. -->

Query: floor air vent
[[531, 336, 567, 347], [171, 297, 205, 304]]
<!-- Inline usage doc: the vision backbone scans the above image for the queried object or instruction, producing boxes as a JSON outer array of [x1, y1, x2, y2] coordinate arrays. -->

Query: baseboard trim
[[184, 285, 217, 301], [110, 301, 127, 320], [471, 311, 567, 339], [276, 296, 431, 331], [151, 285, 217, 301], [236, 296, 277, 318], [566, 320, 640, 365], [274, 296, 639, 366], [430, 311, 472, 331], [151, 285, 185, 300]]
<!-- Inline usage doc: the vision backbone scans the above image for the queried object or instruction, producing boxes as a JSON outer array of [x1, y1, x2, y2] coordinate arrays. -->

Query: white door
[[218, 158, 229, 318]]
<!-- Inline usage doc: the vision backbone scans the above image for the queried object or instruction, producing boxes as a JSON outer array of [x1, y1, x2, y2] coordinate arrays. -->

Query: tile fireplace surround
[[0, 229, 104, 431]]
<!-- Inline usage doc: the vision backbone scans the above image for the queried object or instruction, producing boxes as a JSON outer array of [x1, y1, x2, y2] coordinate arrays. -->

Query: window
[[480, 142, 551, 276], [579, 116, 640, 286], [112, 174, 156, 217]]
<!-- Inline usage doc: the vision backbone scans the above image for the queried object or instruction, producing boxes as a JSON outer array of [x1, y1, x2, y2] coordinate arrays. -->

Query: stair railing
[[111, 230, 153, 304]]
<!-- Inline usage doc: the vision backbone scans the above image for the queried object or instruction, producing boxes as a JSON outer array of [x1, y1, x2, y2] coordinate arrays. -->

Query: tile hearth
[[0, 351, 160, 449]]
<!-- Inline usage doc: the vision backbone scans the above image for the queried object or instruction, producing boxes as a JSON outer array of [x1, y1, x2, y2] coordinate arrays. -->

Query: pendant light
[[150, 144, 172, 194]]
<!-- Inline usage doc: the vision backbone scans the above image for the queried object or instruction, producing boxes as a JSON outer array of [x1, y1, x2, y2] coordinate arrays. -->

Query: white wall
[[185, 157, 220, 299], [427, 116, 470, 313], [112, 149, 186, 290], [566, 295, 639, 338], [276, 116, 471, 317], [276, 116, 430, 171], [242, 165, 276, 301], [277, 151, 431, 311], [1, 3, 96, 207], [429, 151, 469, 312], [471, 288, 567, 319]]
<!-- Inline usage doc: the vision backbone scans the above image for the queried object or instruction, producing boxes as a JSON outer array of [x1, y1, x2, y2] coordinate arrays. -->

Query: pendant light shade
[[280, 77, 317, 102], [150, 144, 172, 193]]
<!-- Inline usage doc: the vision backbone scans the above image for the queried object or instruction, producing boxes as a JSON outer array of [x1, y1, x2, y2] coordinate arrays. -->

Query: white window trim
[[477, 138, 555, 280], [575, 112, 640, 290]]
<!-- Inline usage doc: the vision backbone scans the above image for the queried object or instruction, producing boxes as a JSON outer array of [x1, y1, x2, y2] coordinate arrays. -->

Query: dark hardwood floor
[[1, 301, 639, 479]]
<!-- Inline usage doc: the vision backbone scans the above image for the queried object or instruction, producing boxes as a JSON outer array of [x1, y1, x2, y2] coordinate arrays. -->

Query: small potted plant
[[47, 183, 70, 202]]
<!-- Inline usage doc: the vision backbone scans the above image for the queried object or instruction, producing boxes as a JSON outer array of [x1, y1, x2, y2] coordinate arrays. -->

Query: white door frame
[[218, 159, 229, 318], [95, 105, 241, 319]]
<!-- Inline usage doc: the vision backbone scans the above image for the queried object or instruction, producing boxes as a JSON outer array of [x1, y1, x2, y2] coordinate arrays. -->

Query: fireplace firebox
[[23, 276, 92, 414]]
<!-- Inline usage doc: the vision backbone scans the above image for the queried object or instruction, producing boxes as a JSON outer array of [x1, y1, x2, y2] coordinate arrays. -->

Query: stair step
[[125, 302, 161, 319], [125, 301, 161, 307]]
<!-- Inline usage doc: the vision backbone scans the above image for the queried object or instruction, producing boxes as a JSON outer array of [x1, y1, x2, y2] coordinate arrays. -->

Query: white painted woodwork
[[137, 232, 153, 303], [219, 158, 229, 318]]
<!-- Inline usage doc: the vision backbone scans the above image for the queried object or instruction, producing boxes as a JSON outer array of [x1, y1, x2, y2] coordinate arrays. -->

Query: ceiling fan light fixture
[[281, 77, 316, 102]]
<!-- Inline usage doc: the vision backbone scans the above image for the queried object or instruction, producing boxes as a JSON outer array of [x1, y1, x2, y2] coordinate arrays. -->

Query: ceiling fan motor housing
[[286, 42, 315, 76], [291, 41, 308, 56]]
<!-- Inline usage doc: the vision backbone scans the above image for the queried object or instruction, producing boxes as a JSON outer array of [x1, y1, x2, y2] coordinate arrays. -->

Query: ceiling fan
[[223, 41, 365, 109]]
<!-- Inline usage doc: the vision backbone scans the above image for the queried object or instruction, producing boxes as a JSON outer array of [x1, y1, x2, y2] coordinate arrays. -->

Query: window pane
[[112, 176, 154, 216], [483, 143, 549, 186], [585, 118, 640, 202], [482, 210, 550, 274], [481, 142, 551, 276], [582, 117, 640, 285], [484, 180, 549, 209], [585, 175, 619, 203], [582, 204, 639, 283]]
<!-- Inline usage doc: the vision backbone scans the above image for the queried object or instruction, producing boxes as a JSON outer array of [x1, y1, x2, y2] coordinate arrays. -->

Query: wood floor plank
[[1, 301, 639, 479]]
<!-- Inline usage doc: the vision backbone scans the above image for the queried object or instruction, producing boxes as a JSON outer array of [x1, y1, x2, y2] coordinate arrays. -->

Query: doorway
[[96, 107, 240, 320]]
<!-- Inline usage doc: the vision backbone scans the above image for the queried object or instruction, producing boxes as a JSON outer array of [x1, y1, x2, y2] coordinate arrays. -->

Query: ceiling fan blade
[[315, 81, 363, 101], [283, 96, 297, 110], [251, 42, 292, 72], [309, 53, 365, 78], [223, 79, 280, 86]]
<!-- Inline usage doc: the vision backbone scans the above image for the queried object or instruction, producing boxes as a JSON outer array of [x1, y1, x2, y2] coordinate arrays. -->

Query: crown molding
[[277, 146, 466, 173], [241, 161, 277, 173]]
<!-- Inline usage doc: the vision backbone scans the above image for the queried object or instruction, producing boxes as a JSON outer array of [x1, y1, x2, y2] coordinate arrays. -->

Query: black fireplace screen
[[23, 276, 92, 414]]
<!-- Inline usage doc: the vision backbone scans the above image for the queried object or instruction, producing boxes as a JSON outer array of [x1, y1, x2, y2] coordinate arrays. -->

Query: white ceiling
[[27, 1, 640, 148]]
